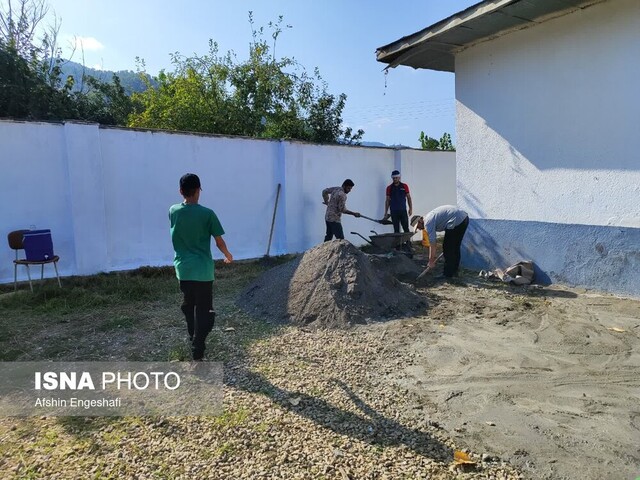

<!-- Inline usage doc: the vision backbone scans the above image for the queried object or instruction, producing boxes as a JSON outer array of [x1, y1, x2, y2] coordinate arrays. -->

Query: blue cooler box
[[23, 230, 55, 261]]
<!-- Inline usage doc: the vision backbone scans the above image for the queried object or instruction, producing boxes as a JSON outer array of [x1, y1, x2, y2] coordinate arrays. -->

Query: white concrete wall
[[1, 122, 77, 279], [98, 128, 281, 269], [284, 143, 395, 249], [400, 149, 457, 217], [0, 120, 456, 284], [455, 0, 640, 295], [456, 0, 640, 227]]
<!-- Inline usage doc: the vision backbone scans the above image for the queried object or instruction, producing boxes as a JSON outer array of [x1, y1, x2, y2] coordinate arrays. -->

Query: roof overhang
[[376, 0, 607, 72]]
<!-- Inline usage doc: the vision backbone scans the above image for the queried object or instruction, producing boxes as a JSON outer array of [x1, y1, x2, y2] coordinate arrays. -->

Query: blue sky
[[45, 0, 478, 147]]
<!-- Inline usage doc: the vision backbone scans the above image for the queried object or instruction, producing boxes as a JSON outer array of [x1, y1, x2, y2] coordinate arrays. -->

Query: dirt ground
[[1, 252, 639, 479], [241, 241, 640, 479], [381, 265, 640, 480]]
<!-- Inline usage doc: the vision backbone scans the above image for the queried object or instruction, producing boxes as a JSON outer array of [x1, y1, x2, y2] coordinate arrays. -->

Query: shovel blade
[[361, 214, 392, 226]]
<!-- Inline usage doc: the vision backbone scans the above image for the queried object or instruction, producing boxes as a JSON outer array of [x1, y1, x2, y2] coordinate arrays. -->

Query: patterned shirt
[[323, 186, 348, 223]]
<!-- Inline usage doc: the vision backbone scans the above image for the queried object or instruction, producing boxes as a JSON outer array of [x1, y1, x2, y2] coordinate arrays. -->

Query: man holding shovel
[[411, 205, 469, 279], [383, 170, 413, 234], [170, 173, 233, 360], [322, 179, 361, 241]]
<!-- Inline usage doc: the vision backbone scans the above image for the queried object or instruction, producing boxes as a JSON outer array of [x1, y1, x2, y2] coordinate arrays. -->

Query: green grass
[[97, 315, 141, 331], [165, 342, 192, 361], [0, 258, 292, 362], [0, 271, 176, 316]]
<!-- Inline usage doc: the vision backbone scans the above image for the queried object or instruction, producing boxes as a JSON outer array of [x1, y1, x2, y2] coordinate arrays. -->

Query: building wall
[[0, 121, 456, 284], [456, 0, 640, 296]]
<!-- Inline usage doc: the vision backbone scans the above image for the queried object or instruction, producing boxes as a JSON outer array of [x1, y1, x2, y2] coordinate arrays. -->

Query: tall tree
[[0, 0, 48, 56], [0, 0, 64, 89], [130, 14, 363, 144], [1, 0, 136, 123], [0, 36, 79, 119]]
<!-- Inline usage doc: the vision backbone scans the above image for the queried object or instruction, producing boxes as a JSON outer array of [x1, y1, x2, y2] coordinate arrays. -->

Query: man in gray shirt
[[411, 205, 469, 278]]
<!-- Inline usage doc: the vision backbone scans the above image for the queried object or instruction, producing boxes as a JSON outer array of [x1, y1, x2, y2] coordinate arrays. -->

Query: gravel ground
[[2, 250, 637, 479], [0, 325, 524, 479]]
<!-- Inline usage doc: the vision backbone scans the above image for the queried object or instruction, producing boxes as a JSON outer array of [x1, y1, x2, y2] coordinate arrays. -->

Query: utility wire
[[344, 97, 455, 114]]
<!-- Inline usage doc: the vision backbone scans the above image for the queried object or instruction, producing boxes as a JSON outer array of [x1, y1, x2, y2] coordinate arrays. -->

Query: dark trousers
[[179, 280, 215, 360], [391, 210, 409, 233], [324, 221, 344, 241], [443, 216, 469, 277]]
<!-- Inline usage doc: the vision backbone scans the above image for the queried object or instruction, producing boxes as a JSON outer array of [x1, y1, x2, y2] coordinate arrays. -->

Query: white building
[[377, 0, 640, 296]]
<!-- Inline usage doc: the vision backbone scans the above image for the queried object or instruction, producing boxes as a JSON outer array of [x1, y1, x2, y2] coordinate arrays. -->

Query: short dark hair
[[342, 179, 355, 188], [180, 173, 201, 197]]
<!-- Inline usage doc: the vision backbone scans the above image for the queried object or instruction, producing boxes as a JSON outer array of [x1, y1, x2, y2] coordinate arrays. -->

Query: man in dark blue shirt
[[383, 170, 413, 233]]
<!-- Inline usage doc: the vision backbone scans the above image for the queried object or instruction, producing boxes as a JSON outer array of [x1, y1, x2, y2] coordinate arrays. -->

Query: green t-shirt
[[169, 203, 225, 281]]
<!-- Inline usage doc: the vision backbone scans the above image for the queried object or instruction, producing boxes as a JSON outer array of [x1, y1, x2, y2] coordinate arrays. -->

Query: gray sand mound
[[238, 240, 427, 328]]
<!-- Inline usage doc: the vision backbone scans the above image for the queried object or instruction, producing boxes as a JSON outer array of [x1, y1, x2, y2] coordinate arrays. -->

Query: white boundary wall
[[0, 120, 456, 283]]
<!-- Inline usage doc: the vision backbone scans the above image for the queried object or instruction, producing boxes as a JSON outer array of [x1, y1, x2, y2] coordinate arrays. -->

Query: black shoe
[[192, 345, 205, 360]]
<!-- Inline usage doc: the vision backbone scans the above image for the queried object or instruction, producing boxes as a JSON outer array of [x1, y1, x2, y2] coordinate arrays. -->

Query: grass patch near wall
[[0, 257, 293, 362]]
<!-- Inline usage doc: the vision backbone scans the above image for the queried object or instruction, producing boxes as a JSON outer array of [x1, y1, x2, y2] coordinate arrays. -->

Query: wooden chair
[[8, 229, 61, 292]]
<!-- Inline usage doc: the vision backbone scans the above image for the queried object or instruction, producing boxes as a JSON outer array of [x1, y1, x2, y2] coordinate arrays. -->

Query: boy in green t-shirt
[[169, 173, 233, 360]]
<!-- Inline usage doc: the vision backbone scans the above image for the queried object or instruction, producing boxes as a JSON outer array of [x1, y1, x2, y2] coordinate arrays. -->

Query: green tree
[[438, 132, 455, 151], [130, 14, 363, 144], [419, 131, 455, 151], [419, 131, 439, 150], [76, 74, 137, 125], [0, 39, 80, 119], [0, 42, 33, 116], [1, 0, 71, 118], [1, 0, 135, 123]]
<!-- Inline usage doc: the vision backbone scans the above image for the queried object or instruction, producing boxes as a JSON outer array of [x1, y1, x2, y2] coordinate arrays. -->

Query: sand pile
[[238, 240, 426, 328]]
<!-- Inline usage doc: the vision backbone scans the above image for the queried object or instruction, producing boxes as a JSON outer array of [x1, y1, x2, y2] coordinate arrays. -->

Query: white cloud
[[71, 36, 105, 52], [367, 117, 392, 129]]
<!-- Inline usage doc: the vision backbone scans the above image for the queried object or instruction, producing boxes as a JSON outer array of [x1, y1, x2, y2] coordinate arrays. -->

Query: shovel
[[360, 214, 392, 225], [415, 253, 444, 281]]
